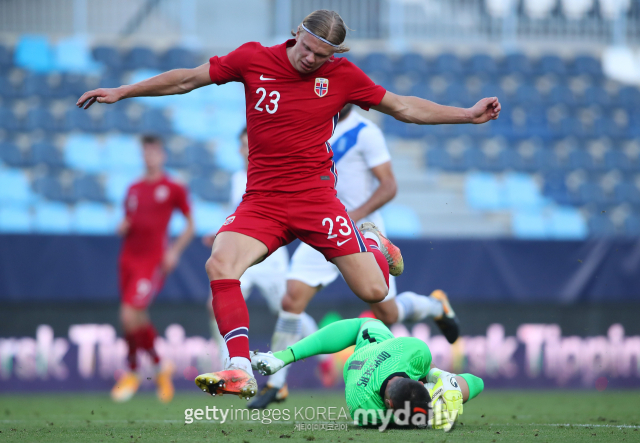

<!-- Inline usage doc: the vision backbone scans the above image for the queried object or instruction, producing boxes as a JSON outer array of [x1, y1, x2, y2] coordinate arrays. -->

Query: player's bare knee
[[281, 293, 298, 313], [205, 253, 234, 280], [359, 283, 387, 304]]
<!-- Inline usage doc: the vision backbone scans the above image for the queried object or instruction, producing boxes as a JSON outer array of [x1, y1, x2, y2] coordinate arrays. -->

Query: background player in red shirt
[[111, 135, 195, 403], [77, 10, 500, 400]]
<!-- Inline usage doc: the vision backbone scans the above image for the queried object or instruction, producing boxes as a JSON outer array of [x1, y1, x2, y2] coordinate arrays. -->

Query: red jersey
[[208, 39, 386, 193], [120, 175, 191, 261]]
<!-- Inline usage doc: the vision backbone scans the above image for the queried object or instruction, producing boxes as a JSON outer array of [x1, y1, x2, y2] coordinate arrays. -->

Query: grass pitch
[[0, 390, 638, 442]]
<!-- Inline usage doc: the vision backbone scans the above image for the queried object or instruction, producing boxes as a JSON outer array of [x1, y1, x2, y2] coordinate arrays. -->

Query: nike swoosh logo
[[260, 75, 276, 80], [337, 238, 352, 247]]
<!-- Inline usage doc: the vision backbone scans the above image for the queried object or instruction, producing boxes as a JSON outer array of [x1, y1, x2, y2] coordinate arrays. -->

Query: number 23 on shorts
[[322, 216, 352, 245]]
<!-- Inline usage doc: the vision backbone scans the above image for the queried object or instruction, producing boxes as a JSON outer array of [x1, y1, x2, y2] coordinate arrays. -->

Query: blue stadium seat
[[617, 86, 640, 109], [623, 214, 640, 236], [512, 210, 547, 239], [0, 141, 32, 167], [64, 108, 97, 132], [72, 202, 112, 234], [465, 172, 503, 210], [60, 74, 88, 98], [568, 149, 594, 170], [426, 148, 450, 169], [73, 175, 106, 202], [32, 175, 76, 203], [442, 84, 471, 106], [31, 142, 64, 169], [165, 148, 189, 169], [381, 203, 421, 238], [0, 106, 20, 132], [537, 55, 567, 76], [547, 85, 576, 106], [434, 53, 463, 76], [543, 171, 570, 204], [23, 73, 52, 98], [25, 108, 58, 132], [514, 84, 542, 105], [0, 45, 12, 72], [190, 172, 231, 203], [578, 182, 607, 205], [467, 54, 498, 77], [397, 53, 428, 75], [588, 214, 616, 237], [103, 134, 143, 173], [64, 134, 103, 173], [193, 201, 227, 236], [92, 46, 123, 72], [581, 86, 611, 107], [361, 52, 395, 74], [54, 36, 102, 74], [33, 202, 72, 233], [14, 35, 54, 72], [0, 169, 33, 204], [105, 172, 139, 204], [547, 207, 587, 239], [409, 82, 436, 101], [503, 53, 533, 76], [504, 173, 544, 209], [604, 150, 629, 170], [103, 108, 138, 133], [124, 47, 159, 70], [571, 55, 603, 78], [0, 205, 31, 233], [160, 47, 200, 70], [461, 148, 483, 169], [140, 108, 171, 135], [614, 182, 640, 205]]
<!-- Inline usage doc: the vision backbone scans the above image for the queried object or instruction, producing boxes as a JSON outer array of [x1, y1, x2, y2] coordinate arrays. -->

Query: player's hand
[[202, 233, 217, 248], [76, 87, 123, 109], [117, 219, 130, 236], [162, 249, 180, 274], [467, 97, 501, 124]]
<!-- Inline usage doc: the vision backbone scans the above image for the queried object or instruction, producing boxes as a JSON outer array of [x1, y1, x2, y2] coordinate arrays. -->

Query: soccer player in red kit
[[111, 135, 195, 403], [77, 10, 500, 400]]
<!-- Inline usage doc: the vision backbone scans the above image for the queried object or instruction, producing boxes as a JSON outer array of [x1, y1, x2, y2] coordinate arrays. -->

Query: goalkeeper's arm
[[273, 318, 374, 366]]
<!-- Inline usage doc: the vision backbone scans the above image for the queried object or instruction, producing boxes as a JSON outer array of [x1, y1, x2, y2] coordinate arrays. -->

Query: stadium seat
[[433, 53, 463, 76], [189, 172, 231, 203], [165, 147, 189, 169], [60, 74, 89, 98], [0, 169, 33, 204], [537, 55, 567, 76], [23, 73, 52, 98], [0, 142, 32, 167], [14, 35, 54, 72], [64, 134, 103, 173], [571, 54, 603, 78], [33, 202, 72, 234], [25, 108, 58, 133], [72, 202, 112, 234], [617, 86, 640, 109], [614, 182, 640, 205], [381, 203, 422, 238], [92, 46, 123, 73], [105, 172, 140, 204], [32, 175, 76, 203], [103, 135, 143, 173], [64, 108, 97, 132], [193, 202, 227, 236], [0, 205, 31, 233], [139, 109, 171, 135], [54, 36, 102, 74], [160, 47, 200, 70], [103, 108, 138, 133], [0, 45, 12, 72], [467, 54, 498, 77], [124, 47, 159, 70], [503, 53, 533, 76], [73, 175, 106, 202], [31, 142, 65, 169], [623, 214, 640, 236], [465, 172, 503, 210], [396, 53, 428, 76], [512, 210, 548, 239], [547, 206, 588, 239], [581, 85, 611, 107], [0, 107, 21, 132], [547, 85, 576, 106], [504, 173, 545, 209], [361, 52, 395, 74], [588, 214, 616, 237]]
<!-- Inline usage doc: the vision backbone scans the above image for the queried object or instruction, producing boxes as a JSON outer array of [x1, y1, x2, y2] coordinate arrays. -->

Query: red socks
[[210, 279, 250, 361], [365, 238, 390, 288], [125, 324, 160, 371]]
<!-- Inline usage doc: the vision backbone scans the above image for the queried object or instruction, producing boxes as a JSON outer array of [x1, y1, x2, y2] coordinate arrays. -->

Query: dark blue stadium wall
[[1, 235, 639, 303]]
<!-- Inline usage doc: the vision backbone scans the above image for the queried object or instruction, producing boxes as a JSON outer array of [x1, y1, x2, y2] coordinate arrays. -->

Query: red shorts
[[217, 188, 370, 261], [119, 256, 165, 309]]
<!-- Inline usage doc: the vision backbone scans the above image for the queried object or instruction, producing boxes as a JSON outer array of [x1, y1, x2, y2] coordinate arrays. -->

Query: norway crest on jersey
[[315, 78, 329, 97]]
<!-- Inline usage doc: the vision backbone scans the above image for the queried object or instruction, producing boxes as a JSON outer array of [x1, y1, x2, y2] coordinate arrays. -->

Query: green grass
[[0, 390, 638, 442]]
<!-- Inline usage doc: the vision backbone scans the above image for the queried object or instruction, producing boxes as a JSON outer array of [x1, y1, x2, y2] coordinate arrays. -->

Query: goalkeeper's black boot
[[246, 384, 288, 409]]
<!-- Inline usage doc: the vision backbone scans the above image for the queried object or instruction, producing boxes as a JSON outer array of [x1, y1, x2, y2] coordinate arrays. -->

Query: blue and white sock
[[268, 311, 302, 388], [395, 291, 444, 323]]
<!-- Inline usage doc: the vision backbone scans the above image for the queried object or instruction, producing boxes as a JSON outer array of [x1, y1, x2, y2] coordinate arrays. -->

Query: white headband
[[301, 23, 341, 48]]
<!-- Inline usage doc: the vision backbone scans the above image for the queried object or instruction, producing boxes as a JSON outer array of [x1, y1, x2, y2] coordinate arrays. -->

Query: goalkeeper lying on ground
[[247, 317, 483, 431]]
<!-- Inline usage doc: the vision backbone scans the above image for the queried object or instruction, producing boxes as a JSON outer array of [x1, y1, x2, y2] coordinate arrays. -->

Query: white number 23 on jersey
[[255, 88, 280, 114]]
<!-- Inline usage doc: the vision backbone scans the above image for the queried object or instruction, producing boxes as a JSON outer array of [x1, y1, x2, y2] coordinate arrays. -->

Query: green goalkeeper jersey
[[343, 319, 432, 425]]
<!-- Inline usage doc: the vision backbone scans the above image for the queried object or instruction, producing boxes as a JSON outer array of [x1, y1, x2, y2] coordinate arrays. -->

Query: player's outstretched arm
[[372, 91, 500, 125], [76, 63, 213, 109]]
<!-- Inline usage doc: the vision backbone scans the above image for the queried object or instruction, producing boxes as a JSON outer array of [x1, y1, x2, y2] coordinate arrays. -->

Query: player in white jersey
[[204, 128, 316, 371], [247, 105, 460, 409]]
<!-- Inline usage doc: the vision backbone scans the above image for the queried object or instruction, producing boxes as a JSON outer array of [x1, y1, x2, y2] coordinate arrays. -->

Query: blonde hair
[[291, 10, 350, 53]]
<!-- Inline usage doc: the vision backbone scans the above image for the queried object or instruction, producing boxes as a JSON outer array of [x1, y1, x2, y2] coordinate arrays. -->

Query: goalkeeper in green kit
[[249, 317, 484, 431]]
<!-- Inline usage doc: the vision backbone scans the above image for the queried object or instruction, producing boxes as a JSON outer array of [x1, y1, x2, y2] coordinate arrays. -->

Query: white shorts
[[240, 246, 289, 313], [287, 214, 397, 301]]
